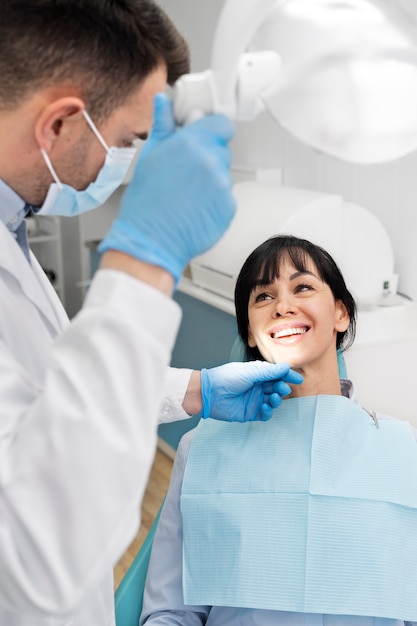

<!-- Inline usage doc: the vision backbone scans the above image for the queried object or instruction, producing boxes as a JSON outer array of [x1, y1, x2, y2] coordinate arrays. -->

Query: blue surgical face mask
[[38, 110, 137, 217]]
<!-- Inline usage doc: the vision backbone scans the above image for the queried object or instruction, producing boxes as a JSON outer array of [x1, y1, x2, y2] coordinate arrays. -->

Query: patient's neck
[[286, 360, 342, 399]]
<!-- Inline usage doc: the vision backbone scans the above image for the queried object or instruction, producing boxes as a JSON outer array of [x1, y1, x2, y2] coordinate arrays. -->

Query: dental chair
[[114, 339, 347, 625], [115, 505, 163, 626]]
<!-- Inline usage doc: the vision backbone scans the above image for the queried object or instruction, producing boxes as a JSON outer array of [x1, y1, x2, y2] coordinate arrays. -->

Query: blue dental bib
[[181, 395, 417, 620]]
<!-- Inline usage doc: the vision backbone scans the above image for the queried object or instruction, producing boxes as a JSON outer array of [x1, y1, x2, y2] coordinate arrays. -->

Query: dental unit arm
[[174, 0, 417, 164]]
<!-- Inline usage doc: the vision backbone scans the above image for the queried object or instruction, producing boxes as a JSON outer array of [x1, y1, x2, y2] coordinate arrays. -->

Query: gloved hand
[[99, 93, 236, 285], [201, 361, 304, 422]]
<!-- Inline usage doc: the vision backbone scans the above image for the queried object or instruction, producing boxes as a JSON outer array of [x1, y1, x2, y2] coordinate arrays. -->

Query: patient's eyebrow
[[289, 270, 317, 281]]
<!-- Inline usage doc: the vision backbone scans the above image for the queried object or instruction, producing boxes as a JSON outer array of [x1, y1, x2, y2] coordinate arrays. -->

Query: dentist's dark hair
[[0, 0, 189, 122], [234, 235, 357, 362]]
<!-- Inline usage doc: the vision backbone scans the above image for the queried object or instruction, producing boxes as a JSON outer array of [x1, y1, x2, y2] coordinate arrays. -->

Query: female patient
[[141, 235, 417, 626]]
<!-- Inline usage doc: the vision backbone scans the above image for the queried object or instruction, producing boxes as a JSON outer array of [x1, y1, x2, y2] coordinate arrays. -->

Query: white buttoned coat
[[0, 221, 189, 626]]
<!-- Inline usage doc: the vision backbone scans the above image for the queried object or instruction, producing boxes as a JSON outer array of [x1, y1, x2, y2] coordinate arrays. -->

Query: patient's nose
[[273, 293, 297, 317]]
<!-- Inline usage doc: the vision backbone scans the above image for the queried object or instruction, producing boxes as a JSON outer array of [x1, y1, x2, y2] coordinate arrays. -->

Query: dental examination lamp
[[174, 0, 417, 164]]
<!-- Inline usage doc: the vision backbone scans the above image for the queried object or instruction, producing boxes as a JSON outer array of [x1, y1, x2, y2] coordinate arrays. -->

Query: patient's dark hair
[[235, 235, 357, 362], [0, 0, 190, 121]]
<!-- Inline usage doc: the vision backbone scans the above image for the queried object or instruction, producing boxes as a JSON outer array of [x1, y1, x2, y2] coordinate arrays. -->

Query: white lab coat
[[0, 221, 190, 625]]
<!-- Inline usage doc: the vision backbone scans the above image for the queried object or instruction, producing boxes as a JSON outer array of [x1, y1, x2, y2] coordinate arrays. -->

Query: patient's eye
[[253, 291, 273, 303], [294, 282, 314, 294]]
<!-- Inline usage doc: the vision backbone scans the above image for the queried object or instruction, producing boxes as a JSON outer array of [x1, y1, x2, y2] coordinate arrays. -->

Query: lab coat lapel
[[0, 221, 69, 335]]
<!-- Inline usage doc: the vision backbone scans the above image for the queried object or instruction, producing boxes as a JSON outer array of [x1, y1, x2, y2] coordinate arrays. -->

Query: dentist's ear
[[34, 96, 85, 153]]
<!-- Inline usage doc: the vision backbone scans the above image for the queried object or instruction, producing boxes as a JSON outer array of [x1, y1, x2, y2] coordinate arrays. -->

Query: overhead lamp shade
[[174, 0, 417, 164]]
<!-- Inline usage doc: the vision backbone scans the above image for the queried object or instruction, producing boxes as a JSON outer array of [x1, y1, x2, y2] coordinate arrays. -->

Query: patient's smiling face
[[247, 255, 349, 378]]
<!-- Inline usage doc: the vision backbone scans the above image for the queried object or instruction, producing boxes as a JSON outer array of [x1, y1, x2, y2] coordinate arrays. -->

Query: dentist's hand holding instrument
[[99, 93, 235, 285]]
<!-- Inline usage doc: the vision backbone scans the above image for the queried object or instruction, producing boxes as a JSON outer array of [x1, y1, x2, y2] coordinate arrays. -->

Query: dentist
[[0, 1, 299, 625]]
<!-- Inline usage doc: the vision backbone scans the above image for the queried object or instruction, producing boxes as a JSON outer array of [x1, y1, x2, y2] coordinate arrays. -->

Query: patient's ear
[[334, 300, 350, 332], [247, 327, 256, 348]]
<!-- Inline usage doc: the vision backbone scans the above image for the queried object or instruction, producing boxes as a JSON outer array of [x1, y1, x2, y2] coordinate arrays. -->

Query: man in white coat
[[0, 1, 300, 624]]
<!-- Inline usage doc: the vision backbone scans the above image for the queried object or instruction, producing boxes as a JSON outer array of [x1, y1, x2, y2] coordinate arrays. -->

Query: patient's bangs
[[255, 246, 314, 286]]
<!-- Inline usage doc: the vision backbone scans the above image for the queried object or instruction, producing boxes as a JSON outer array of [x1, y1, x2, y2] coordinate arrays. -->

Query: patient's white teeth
[[273, 327, 307, 339]]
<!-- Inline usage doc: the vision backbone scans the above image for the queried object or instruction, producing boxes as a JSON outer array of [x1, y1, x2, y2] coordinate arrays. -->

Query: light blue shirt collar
[[0, 179, 35, 264], [0, 179, 28, 232]]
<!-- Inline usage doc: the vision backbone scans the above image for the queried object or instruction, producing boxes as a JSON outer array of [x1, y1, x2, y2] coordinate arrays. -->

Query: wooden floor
[[113, 447, 174, 590]]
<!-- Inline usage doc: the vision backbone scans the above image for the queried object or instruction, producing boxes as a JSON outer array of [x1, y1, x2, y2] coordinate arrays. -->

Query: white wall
[[158, 0, 417, 301]]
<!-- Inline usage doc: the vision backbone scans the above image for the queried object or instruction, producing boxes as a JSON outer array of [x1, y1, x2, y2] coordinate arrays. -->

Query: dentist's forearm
[[182, 370, 203, 416], [100, 250, 175, 296]]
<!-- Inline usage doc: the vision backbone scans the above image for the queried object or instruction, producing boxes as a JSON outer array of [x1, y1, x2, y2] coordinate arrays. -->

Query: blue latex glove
[[201, 361, 304, 422], [99, 93, 236, 284]]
